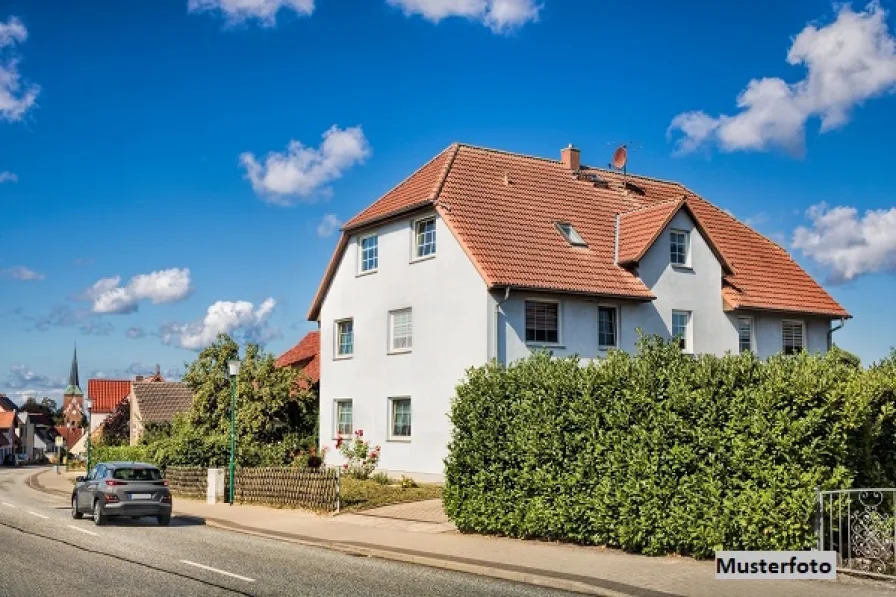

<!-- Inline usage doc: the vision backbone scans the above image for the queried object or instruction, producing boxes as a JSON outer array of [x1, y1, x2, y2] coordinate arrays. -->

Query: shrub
[[399, 475, 418, 489], [371, 472, 392, 485], [92, 444, 150, 465], [336, 430, 381, 479], [444, 337, 896, 557]]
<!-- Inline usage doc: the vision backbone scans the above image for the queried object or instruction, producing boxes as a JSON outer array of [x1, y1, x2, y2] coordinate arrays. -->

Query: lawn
[[340, 477, 442, 512]]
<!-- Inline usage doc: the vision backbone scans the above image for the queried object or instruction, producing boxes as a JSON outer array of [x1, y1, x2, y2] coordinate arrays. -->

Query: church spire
[[64, 345, 83, 396]]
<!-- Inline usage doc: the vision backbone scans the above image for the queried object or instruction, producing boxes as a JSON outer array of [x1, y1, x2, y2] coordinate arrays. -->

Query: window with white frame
[[555, 222, 587, 247], [335, 319, 354, 357], [389, 308, 413, 352], [670, 230, 690, 266], [738, 317, 753, 354], [360, 234, 378, 273], [414, 217, 436, 259], [525, 300, 560, 344], [782, 320, 804, 355], [389, 397, 411, 439], [671, 310, 692, 352], [335, 400, 352, 437], [598, 306, 617, 348]]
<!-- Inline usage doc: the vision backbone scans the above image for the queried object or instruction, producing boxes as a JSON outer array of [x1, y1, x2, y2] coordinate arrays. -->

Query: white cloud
[[187, 0, 314, 26], [668, 2, 896, 155], [0, 171, 17, 183], [0, 16, 39, 122], [2, 364, 67, 404], [793, 202, 896, 283], [240, 125, 370, 205], [125, 326, 146, 339], [160, 297, 279, 350], [387, 0, 541, 33], [84, 268, 193, 314], [1, 265, 44, 280], [316, 214, 342, 237]]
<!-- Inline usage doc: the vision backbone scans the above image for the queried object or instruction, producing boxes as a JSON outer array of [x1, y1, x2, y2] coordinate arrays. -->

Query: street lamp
[[84, 397, 93, 473], [227, 358, 241, 505]]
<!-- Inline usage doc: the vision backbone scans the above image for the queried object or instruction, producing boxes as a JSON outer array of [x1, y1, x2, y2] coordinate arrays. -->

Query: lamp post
[[84, 397, 93, 472], [227, 359, 241, 505]]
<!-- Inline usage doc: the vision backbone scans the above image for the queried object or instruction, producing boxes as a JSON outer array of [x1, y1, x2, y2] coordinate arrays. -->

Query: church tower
[[62, 346, 84, 429]]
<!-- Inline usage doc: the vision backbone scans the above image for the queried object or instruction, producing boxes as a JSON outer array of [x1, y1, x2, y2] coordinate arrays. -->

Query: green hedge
[[444, 337, 896, 557], [91, 444, 150, 465]]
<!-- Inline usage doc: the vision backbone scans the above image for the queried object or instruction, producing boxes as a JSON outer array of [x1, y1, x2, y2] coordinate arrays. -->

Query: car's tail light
[[104, 494, 119, 502], [161, 495, 171, 503], [106, 480, 125, 486], [162, 480, 168, 486]]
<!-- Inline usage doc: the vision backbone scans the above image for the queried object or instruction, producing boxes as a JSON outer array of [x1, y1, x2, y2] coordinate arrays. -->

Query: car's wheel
[[71, 496, 82, 519], [93, 500, 105, 526], [157, 514, 171, 526]]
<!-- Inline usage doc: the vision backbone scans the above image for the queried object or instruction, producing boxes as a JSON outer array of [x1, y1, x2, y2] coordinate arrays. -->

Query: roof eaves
[[489, 283, 656, 302]]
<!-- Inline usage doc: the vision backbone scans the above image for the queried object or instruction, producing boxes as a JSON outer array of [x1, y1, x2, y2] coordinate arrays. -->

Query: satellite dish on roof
[[611, 145, 627, 170]]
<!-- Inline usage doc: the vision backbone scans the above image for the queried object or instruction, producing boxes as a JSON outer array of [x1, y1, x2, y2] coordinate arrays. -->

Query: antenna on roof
[[607, 142, 642, 193]]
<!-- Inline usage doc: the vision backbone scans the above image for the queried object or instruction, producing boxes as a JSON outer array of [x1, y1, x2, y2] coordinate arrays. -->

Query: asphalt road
[[0, 466, 576, 597]]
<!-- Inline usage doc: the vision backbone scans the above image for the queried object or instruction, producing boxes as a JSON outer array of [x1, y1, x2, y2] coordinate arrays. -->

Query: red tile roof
[[87, 379, 132, 414], [276, 331, 320, 385], [55, 425, 82, 450], [309, 144, 848, 320], [0, 411, 16, 429]]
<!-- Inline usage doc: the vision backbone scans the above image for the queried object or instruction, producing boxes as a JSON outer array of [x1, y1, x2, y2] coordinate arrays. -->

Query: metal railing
[[818, 488, 896, 575]]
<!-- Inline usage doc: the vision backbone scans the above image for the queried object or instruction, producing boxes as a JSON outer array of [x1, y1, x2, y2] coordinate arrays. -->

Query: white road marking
[[179, 560, 256, 583], [27, 511, 48, 519], [67, 525, 98, 536], [1, 502, 14, 508]]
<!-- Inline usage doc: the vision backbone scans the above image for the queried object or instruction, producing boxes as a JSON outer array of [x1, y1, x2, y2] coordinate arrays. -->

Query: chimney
[[561, 144, 580, 172], [135, 375, 144, 382]]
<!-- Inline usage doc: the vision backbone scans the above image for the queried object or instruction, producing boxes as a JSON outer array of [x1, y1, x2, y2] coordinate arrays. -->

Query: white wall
[[753, 314, 830, 358], [90, 412, 108, 434], [318, 211, 488, 479]]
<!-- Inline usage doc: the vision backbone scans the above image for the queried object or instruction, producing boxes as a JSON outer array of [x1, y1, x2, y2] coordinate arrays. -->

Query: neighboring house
[[129, 382, 193, 445], [16, 411, 35, 460], [308, 143, 850, 479], [0, 411, 16, 461], [87, 379, 133, 433], [276, 330, 320, 388], [60, 347, 84, 451], [0, 393, 17, 413]]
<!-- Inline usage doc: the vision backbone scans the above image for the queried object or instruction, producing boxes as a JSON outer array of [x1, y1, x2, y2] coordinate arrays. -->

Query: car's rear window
[[112, 467, 162, 481]]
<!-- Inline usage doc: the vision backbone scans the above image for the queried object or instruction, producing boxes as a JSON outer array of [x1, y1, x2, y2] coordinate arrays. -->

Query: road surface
[[0, 466, 575, 597]]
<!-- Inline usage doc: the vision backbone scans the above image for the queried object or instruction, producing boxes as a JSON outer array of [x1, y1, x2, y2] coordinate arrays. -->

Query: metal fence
[[818, 488, 896, 575]]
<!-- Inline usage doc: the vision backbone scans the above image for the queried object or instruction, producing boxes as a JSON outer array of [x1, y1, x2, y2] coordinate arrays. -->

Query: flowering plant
[[336, 430, 381, 479]]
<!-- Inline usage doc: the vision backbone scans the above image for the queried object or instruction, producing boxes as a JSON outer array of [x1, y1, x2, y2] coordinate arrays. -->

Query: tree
[[150, 334, 318, 468], [20, 396, 63, 425], [100, 398, 131, 446]]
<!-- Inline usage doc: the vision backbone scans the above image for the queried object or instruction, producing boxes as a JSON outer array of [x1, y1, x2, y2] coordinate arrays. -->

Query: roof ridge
[[620, 198, 683, 215], [456, 142, 691, 190], [431, 143, 460, 204]]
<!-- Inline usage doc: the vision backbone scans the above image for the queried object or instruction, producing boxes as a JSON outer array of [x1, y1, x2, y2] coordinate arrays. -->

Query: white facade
[[319, 211, 488, 480], [318, 208, 836, 478]]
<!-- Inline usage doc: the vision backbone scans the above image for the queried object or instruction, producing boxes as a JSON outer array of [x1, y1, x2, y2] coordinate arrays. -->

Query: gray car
[[71, 461, 172, 526]]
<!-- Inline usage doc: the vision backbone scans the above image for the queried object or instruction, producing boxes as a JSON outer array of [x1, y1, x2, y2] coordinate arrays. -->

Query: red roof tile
[[0, 411, 15, 429], [309, 144, 848, 320], [55, 425, 82, 450], [617, 200, 683, 265], [87, 379, 132, 414], [276, 331, 320, 385]]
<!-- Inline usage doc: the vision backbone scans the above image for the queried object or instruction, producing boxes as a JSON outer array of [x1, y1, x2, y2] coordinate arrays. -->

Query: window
[[670, 230, 689, 266], [414, 217, 436, 259], [389, 308, 413, 352], [335, 400, 353, 437], [113, 467, 162, 481], [671, 310, 692, 352], [782, 320, 804, 355], [389, 398, 411, 439], [555, 222, 587, 247], [335, 319, 354, 357], [525, 300, 560, 344], [360, 234, 378, 273], [598, 306, 617, 348], [738, 317, 753, 354]]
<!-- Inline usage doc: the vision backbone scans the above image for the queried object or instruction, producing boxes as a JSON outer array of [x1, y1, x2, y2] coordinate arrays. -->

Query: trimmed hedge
[[91, 444, 150, 465], [444, 337, 896, 557]]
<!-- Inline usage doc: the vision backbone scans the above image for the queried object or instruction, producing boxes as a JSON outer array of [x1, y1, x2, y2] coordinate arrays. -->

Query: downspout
[[827, 318, 845, 351], [493, 287, 511, 364]]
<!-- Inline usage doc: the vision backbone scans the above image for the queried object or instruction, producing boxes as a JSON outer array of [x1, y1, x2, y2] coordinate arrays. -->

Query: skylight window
[[555, 222, 587, 247]]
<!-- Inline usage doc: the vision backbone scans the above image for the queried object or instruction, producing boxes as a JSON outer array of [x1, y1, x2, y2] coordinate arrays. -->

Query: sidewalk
[[30, 468, 895, 597]]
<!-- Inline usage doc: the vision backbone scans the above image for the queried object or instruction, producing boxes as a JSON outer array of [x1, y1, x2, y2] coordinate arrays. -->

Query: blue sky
[[2, 0, 895, 404]]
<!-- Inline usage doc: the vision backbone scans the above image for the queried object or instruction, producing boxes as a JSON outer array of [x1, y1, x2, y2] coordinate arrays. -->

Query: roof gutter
[[827, 318, 846, 351], [492, 287, 512, 364], [614, 213, 620, 265]]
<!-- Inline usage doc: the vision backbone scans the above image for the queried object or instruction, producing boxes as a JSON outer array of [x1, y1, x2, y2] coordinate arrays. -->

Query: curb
[[26, 469, 663, 597]]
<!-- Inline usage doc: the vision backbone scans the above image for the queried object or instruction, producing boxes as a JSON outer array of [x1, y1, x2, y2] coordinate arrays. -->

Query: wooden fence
[[165, 467, 206, 499], [164, 466, 340, 512]]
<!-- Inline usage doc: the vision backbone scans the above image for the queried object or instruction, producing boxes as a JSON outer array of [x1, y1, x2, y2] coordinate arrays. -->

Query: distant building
[[276, 330, 320, 388], [60, 347, 84, 451], [129, 382, 193, 445]]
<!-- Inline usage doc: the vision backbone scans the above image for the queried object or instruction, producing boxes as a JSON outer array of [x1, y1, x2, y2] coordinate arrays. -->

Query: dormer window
[[670, 230, 690, 266], [555, 222, 587, 247]]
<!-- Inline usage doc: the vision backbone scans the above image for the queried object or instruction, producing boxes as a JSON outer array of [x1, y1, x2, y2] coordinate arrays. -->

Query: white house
[[308, 143, 850, 480]]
